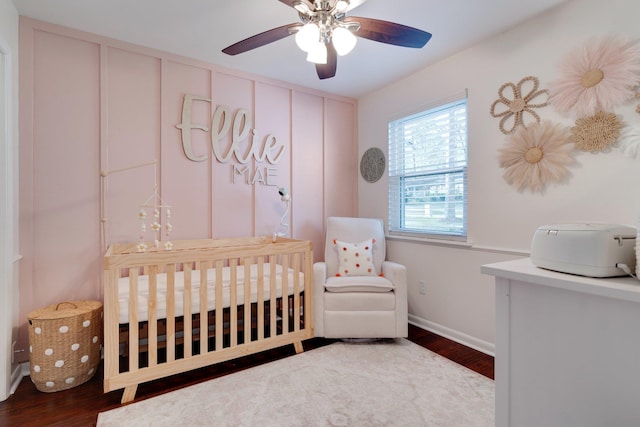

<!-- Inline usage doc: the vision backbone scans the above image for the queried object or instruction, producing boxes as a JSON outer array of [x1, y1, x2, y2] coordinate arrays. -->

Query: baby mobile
[[98, 158, 175, 253], [137, 187, 173, 252]]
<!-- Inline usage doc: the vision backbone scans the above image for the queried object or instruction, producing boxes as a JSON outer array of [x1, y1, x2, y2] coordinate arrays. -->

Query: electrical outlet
[[418, 280, 427, 295]]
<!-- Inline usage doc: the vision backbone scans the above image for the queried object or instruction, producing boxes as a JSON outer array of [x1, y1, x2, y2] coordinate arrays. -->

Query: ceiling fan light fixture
[[221, 0, 432, 80], [332, 26, 357, 56], [295, 22, 320, 52], [306, 41, 327, 64]]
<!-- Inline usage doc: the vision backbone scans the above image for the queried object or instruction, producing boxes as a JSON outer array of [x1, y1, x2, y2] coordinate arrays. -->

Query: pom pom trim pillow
[[333, 238, 378, 277]]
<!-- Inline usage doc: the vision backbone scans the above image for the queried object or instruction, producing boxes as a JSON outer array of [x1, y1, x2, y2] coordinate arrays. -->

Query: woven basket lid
[[28, 300, 102, 321]]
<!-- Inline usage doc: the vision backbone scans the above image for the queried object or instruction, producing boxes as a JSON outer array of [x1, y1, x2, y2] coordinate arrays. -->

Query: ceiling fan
[[221, 0, 432, 80]]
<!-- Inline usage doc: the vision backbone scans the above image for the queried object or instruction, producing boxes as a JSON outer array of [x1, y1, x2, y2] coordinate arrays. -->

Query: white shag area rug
[[97, 339, 494, 426]]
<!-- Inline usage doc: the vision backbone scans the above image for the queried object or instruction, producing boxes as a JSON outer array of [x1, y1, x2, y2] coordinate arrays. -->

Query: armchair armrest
[[382, 261, 406, 287], [382, 261, 408, 337]]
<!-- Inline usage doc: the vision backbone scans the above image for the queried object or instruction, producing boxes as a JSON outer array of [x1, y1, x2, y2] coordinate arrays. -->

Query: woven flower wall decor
[[498, 121, 574, 192], [570, 111, 622, 152], [549, 36, 640, 117], [490, 76, 549, 135]]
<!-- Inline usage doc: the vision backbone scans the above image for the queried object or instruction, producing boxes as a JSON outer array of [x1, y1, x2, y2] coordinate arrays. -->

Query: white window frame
[[388, 96, 468, 241]]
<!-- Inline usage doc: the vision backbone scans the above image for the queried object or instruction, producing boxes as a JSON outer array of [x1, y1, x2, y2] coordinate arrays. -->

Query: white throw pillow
[[334, 238, 377, 277]]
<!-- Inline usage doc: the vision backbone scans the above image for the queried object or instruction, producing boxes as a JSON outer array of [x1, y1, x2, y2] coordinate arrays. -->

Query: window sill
[[386, 234, 530, 256], [386, 234, 473, 248]]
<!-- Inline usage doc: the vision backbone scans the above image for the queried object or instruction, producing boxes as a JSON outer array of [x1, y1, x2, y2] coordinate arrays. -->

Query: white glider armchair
[[313, 217, 408, 339]]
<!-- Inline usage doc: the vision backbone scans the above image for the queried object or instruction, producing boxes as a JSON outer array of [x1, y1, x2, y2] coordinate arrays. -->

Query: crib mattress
[[118, 263, 303, 324]]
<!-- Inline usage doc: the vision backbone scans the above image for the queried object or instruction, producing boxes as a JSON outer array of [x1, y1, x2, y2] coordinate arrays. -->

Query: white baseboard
[[9, 362, 27, 396], [409, 314, 495, 357]]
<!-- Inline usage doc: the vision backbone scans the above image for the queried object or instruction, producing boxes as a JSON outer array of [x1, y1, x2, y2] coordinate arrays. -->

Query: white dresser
[[482, 258, 640, 427]]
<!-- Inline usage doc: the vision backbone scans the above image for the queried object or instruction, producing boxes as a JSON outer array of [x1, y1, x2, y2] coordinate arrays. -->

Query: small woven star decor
[[570, 111, 622, 152]]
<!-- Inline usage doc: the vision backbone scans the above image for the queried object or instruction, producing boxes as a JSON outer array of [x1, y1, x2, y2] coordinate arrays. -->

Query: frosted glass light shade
[[295, 23, 320, 53], [332, 27, 357, 56], [306, 42, 327, 64], [335, 0, 349, 12]]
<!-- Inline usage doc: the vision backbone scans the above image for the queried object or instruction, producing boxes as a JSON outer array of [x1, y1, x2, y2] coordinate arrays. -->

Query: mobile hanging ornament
[[137, 188, 173, 252]]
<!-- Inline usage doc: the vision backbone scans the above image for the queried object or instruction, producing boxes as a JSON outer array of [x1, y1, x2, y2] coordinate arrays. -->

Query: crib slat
[[257, 257, 265, 341], [199, 261, 208, 353], [244, 259, 251, 344], [166, 264, 176, 363], [229, 258, 238, 348], [129, 269, 139, 372], [215, 260, 223, 351], [183, 263, 193, 358], [148, 265, 158, 367], [269, 257, 277, 337], [281, 254, 289, 334]]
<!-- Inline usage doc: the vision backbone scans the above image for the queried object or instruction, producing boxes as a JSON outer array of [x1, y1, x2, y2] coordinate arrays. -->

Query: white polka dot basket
[[28, 300, 103, 393]]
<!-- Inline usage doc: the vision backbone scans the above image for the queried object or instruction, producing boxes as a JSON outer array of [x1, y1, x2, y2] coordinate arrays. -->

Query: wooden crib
[[103, 236, 313, 403]]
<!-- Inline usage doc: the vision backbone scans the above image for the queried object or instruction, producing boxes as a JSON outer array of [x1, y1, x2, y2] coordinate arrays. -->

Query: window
[[388, 97, 468, 240]]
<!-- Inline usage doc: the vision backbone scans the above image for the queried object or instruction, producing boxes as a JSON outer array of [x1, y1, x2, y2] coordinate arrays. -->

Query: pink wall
[[18, 17, 357, 359]]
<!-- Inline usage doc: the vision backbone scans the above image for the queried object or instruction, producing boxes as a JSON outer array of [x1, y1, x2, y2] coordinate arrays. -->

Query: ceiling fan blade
[[345, 17, 432, 48], [222, 23, 301, 55], [316, 43, 337, 79]]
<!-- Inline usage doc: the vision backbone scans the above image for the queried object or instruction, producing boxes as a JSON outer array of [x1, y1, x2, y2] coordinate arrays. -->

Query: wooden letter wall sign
[[176, 94, 284, 185]]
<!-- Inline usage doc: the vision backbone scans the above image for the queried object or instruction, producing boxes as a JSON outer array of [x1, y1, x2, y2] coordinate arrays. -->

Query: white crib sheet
[[118, 263, 304, 324]]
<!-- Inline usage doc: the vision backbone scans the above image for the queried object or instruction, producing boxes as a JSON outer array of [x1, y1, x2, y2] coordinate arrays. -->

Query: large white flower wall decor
[[548, 36, 640, 118], [498, 122, 574, 192]]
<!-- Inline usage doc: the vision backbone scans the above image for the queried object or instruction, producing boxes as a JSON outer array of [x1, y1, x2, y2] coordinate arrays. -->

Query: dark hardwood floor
[[0, 324, 493, 427]]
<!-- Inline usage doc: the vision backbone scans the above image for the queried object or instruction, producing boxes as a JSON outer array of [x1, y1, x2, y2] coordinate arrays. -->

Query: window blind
[[388, 98, 468, 239]]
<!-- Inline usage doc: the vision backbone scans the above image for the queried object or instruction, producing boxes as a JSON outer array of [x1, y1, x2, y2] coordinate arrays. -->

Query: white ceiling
[[11, 0, 567, 98]]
